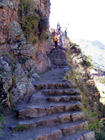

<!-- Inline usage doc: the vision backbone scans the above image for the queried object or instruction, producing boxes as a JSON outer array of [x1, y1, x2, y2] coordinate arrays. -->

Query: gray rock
[[24, 59, 37, 74], [0, 55, 12, 91], [12, 63, 35, 100], [10, 21, 26, 43], [35, 53, 52, 73], [0, 54, 35, 105]]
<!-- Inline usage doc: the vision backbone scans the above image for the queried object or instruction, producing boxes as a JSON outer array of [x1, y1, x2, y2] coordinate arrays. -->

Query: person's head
[[65, 27, 67, 31], [57, 22, 60, 27]]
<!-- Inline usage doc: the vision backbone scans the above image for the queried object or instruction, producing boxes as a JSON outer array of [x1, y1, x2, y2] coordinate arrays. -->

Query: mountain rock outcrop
[[0, 0, 52, 107]]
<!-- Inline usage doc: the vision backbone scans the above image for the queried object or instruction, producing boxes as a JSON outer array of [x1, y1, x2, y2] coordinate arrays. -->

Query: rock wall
[[0, 0, 52, 72], [0, 0, 52, 109], [0, 0, 19, 53]]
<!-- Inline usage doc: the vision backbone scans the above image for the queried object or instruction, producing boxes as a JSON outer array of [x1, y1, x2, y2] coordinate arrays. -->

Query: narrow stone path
[[1, 48, 95, 140]]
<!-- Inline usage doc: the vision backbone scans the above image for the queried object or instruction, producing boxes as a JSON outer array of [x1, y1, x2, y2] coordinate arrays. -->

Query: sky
[[50, 0, 105, 44]]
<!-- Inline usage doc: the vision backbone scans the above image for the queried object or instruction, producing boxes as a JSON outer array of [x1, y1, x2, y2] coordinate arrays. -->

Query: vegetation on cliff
[[19, 0, 40, 44], [19, 0, 50, 44], [66, 40, 105, 139]]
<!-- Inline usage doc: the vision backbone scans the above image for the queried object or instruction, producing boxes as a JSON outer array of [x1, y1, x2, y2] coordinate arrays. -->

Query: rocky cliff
[[0, 0, 52, 109], [66, 40, 105, 117]]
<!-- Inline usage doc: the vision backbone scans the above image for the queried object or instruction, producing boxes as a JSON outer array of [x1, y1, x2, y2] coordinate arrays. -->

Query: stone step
[[34, 82, 76, 90], [60, 130, 95, 140], [47, 95, 82, 102], [43, 88, 81, 96], [13, 111, 85, 130], [60, 121, 88, 136], [52, 65, 69, 69], [17, 102, 82, 119], [32, 121, 88, 140]]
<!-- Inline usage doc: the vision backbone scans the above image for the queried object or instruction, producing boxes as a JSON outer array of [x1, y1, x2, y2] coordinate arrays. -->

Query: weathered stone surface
[[35, 53, 51, 73], [18, 107, 38, 119], [48, 97, 61, 102], [49, 48, 68, 67], [12, 63, 35, 100], [59, 114, 71, 123], [51, 105, 64, 113], [17, 103, 83, 119], [83, 131, 95, 140], [76, 136, 84, 140], [76, 121, 88, 131], [61, 121, 88, 136], [43, 88, 80, 96], [36, 117, 59, 126], [18, 106, 47, 119], [10, 21, 35, 57], [37, 107, 46, 117], [48, 95, 82, 102], [71, 112, 85, 121], [34, 134, 49, 140], [0, 0, 52, 82], [0, 55, 12, 91], [10, 21, 25, 43], [65, 103, 81, 112], [0, 0, 19, 45], [34, 129, 62, 140], [46, 107, 52, 115], [35, 82, 75, 90], [76, 102, 82, 109], [0, 54, 35, 107], [61, 125, 76, 135], [50, 130, 62, 140]]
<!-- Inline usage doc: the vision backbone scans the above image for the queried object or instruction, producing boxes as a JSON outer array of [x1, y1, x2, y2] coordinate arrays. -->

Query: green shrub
[[13, 125, 28, 132], [88, 119, 105, 140], [19, 0, 40, 44], [82, 55, 93, 67], [13, 124, 35, 132], [0, 114, 5, 130]]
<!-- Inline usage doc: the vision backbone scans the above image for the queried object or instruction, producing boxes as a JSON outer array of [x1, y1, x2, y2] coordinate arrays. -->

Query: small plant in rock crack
[[12, 124, 34, 132], [0, 113, 5, 131]]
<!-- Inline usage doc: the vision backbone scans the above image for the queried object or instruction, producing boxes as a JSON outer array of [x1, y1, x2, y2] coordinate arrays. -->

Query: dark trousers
[[65, 31, 67, 38], [55, 41, 58, 48]]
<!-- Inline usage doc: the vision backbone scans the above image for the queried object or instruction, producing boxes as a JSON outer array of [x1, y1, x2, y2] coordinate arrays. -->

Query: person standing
[[59, 32, 64, 47], [65, 27, 68, 38], [53, 34, 58, 48], [57, 23, 61, 33]]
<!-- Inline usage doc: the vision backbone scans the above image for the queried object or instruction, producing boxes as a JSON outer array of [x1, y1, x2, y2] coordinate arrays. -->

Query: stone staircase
[[13, 82, 95, 140], [1, 47, 96, 140]]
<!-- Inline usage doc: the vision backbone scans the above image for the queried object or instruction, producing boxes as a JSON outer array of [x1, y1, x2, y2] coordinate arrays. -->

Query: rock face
[[35, 52, 51, 73], [0, 54, 35, 107], [0, 0, 19, 44], [0, 0, 52, 70], [0, 0, 52, 107], [0, 0, 19, 53]]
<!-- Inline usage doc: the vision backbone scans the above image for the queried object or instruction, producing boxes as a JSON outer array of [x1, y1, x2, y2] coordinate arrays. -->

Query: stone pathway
[[1, 48, 95, 140]]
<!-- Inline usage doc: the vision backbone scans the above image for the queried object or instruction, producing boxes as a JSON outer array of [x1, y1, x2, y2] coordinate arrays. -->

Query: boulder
[[0, 54, 35, 105], [35, 52, 51, 73]]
